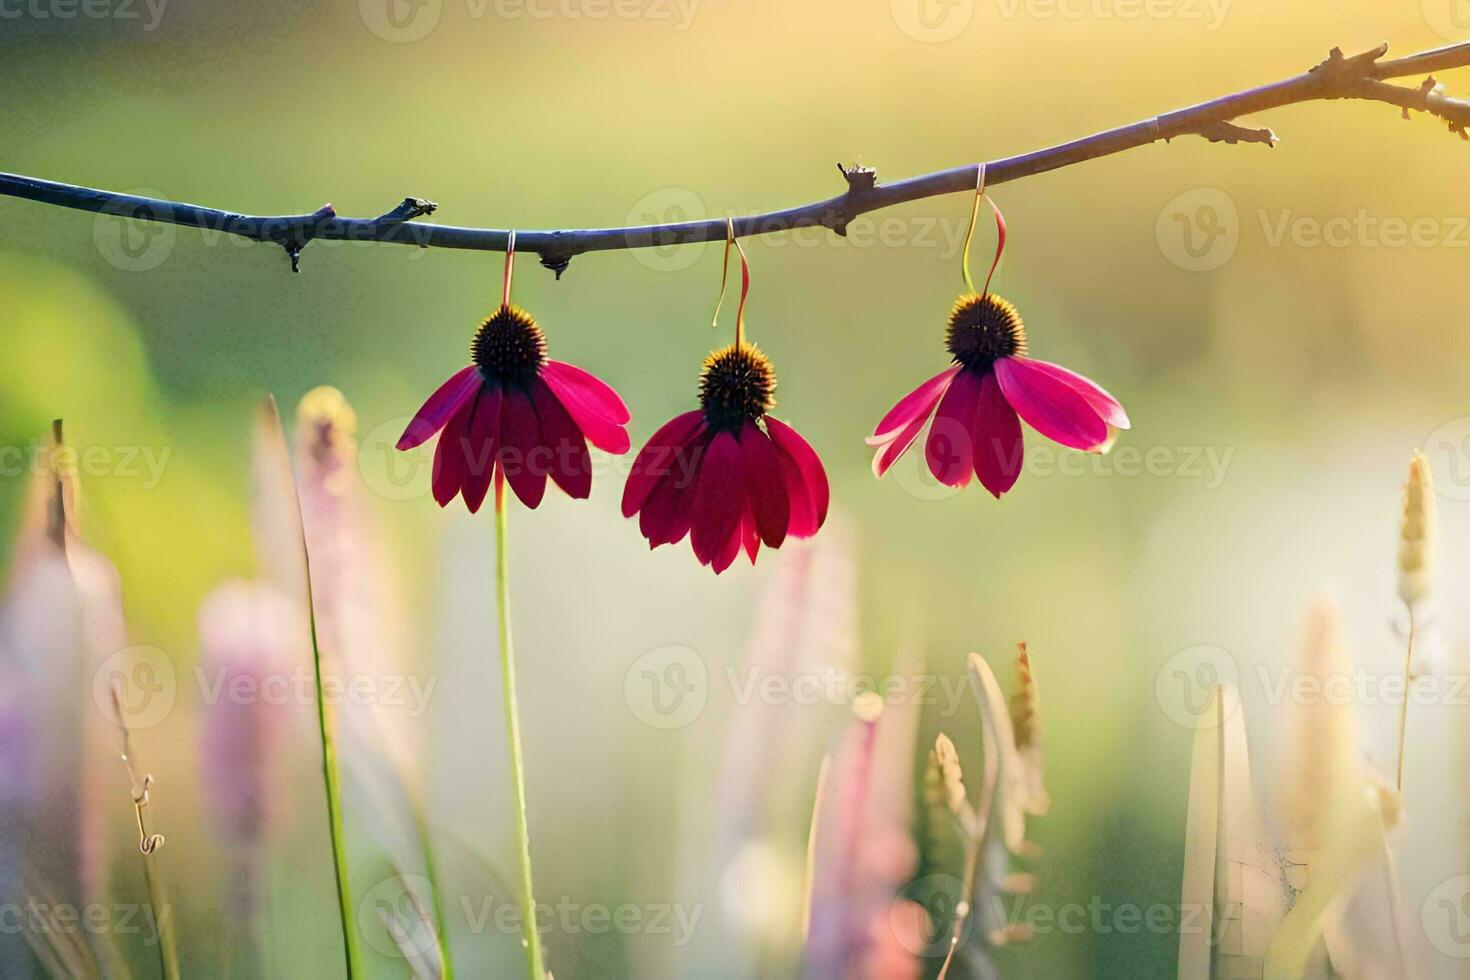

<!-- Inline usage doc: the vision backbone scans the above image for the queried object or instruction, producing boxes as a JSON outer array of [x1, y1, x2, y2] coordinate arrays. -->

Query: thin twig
[[1, 42, 1467, 274]]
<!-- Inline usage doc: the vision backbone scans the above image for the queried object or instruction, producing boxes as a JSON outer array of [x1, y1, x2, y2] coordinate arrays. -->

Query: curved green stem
[[303, 551, 362, 977], [495, 479, 546, 979]]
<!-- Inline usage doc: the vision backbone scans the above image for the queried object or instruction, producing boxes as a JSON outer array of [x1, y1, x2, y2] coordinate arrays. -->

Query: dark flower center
[[699, 343, 776, 431], [471, 304, 547, 386], [946, 292, 1027, 370]]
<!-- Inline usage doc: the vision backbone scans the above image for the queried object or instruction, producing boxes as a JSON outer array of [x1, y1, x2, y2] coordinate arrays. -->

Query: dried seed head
[[947, 292, 1027, 370], [472, 303, 546, 386], [925, 733, 968, 816], [296, 386, 358, 470], [1009, 643, 1041, 751], [1397, 450, 1434, 607], [698, 343, 776, 431]]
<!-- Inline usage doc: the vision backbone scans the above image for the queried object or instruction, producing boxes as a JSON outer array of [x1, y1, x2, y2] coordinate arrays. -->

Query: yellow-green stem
[[303, 558, 362, 976], [496, 479, 546, 979], [1395, 607, 1416, 793]]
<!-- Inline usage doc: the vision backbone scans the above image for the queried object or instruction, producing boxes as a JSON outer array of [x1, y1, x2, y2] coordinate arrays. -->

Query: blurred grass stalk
[[254, 398, 362, 976], [1394, 449, 1433, 792], [109, 683, 180, 980], [293, 387, 455, 977]]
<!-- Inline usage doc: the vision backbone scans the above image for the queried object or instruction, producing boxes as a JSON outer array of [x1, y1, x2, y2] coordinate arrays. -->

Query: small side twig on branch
[[1, 40, 1468, 274]]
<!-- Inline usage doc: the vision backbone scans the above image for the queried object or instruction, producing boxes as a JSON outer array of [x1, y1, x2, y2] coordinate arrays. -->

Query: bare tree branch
[[2, 41, 1467, 275]]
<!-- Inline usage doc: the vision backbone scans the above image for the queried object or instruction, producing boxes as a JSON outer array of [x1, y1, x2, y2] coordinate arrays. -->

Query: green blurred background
[[4, 1, 1470, 977]]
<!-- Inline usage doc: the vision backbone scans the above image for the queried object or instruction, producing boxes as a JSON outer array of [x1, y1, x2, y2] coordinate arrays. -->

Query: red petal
[[1018, 357, 1129, 430], [871, 412, 929, 479], [765, 416, 828, 537], [712, 520, 744, 574], [542, 360, 631, 423], [925, 368, 982, 488], [621, 411, 706, 518], [690, 432, 743, 565], [431, 396, 475, 507], [741, 505, 761, 564], [994, 356, 1109, 452], [529, 378, 592, 500], [399, 366, 481, 450], [541, 361, 631, 457], [741, 421, 790, 549], [497, 387, 548, 509], [973, 372, 1023, 498], [461, 386, 503, 513], [868, 365, 960, 443]]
